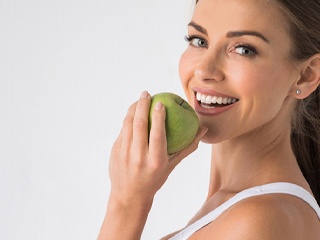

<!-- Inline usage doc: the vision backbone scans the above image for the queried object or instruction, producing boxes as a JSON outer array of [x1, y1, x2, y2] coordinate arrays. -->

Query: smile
[[196, 92, 239, 109]]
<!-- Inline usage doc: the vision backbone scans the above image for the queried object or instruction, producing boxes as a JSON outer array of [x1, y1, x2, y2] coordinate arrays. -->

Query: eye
[[234, 45, 257, 56], [184, 35, 208, 48]]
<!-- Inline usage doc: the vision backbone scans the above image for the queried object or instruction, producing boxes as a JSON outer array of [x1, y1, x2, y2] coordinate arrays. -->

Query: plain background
[[0, 0, 211, 239]]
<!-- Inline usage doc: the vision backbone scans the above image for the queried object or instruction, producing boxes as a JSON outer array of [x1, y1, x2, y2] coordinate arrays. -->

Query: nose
[[194, 51, 224, 82]]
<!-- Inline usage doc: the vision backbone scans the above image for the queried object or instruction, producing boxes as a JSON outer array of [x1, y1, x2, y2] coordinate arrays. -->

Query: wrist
[[98, 195, 153, 240], [108, 190, 154, 213]]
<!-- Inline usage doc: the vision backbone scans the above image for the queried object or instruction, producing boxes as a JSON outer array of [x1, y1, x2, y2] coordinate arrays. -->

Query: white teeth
[[196, 92, 238, 105], [205, 95, 212, 104], [201, 95, 206, 103], [196, 92, 201, 101], [222, 98, 228, 104], [212, 96, 217, 104]]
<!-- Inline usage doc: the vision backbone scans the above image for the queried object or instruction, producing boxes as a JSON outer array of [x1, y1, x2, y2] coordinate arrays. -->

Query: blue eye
[[234, 45, 257, 56], [185, 35, 208, 48]]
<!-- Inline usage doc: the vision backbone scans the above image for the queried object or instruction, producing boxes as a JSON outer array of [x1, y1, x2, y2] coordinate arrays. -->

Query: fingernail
[[154, 101, 163, 110], [140, 91, 149, 99]]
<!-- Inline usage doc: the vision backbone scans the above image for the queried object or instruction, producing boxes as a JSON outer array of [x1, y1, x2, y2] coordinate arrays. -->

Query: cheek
[[233, 63, 291, 121], [179, 50, 196, 100], [178, 51, 191, 85], [230, 62, 283, 98]]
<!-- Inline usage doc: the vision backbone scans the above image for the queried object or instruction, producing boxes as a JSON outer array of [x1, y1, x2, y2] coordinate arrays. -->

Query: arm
[[97, 195, 153, 240], [98, 91, 206, 240]]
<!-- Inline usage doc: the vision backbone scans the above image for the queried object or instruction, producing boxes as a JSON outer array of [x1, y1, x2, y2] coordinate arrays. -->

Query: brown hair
[[195, 0, 320, 204], [275, 0, 320, 205]]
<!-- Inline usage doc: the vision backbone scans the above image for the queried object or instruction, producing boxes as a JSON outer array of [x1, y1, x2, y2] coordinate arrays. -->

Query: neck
[[206, 122, 305, 200]]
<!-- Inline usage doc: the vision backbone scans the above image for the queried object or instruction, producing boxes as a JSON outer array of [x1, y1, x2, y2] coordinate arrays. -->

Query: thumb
[[168, 126, 208, 168]]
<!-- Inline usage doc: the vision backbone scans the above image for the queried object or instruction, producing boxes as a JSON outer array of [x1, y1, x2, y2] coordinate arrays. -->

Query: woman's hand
[[98, 91, 207, 240]]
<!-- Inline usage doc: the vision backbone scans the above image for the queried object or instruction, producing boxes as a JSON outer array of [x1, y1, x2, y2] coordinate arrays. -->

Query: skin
[[98, 92, 207, 240], [98, 0, 320, 239]]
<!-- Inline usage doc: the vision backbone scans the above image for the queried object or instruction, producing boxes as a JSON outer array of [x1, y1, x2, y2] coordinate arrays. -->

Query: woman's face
[[179, 0, 300, 143]]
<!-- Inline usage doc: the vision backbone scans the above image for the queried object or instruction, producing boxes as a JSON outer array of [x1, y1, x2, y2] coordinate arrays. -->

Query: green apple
[[148, 92, 199, 154]]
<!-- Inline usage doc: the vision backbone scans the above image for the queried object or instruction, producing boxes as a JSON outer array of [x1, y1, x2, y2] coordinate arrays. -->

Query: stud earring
[[296, 89, 301, 95]]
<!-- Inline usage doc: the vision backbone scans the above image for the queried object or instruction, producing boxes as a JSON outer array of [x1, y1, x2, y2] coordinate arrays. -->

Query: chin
[[200, 130, 224, 144]]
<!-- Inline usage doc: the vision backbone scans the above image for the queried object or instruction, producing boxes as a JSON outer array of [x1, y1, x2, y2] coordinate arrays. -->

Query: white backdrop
[[0, 0, 211, 239]]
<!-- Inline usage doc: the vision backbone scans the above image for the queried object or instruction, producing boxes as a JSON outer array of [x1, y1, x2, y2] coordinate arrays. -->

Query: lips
[[196, 92, 239, 108], [193, 89, 239, 115]]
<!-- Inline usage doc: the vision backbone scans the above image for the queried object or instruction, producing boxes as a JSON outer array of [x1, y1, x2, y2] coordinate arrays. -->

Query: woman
[[98, 0, 320, 239]]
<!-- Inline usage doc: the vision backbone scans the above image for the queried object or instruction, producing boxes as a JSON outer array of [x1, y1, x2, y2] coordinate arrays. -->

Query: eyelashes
[[233, 44, 257, 56], [184, 34, 208, 48], [184, 34, 258, 57]]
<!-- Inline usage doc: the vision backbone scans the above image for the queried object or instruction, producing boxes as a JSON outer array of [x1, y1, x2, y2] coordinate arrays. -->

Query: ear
[[290, 53, 320, 99]]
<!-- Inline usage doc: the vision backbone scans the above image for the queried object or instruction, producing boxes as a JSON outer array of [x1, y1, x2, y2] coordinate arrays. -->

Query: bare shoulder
[[192, 194, 320, 240]]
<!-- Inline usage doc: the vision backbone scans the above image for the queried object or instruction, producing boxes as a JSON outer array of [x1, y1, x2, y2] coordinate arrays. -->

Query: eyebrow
[[188, 21, 208, 35], [227, 31, 270, 44], [188, 21, 270, 44]]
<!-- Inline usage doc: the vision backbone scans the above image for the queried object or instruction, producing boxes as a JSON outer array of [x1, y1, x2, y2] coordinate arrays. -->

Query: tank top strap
[[169, 182, 320, 240]]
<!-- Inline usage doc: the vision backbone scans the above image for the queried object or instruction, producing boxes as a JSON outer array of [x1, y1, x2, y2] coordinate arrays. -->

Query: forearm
[[98, 197, 153, 240]]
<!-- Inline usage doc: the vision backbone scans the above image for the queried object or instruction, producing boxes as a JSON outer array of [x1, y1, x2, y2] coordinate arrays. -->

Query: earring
[[296, 89, 301, 95]]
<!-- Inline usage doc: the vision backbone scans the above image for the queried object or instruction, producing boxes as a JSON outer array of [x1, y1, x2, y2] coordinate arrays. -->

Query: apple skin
[[148, 92, 199, 154]]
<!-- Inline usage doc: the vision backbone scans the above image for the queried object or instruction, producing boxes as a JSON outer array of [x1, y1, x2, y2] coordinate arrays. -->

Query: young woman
[[98, 0, 320, 239]]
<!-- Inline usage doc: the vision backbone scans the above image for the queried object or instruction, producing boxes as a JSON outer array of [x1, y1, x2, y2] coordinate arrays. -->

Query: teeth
[[196, 93, 201, 101], [212, 96, 217, 104], [196, 92, 238, 105], [201, 95, 206, 103], [222, 98, 228, 104], [205, 95, 212, 104]]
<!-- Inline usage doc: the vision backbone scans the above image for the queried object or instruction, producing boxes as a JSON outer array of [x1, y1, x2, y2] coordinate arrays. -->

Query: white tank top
[[169, 182, 320, 240]]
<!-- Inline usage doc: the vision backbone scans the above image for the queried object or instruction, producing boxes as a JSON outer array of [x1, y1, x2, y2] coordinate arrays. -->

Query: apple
[[148, 92, 199, 154]]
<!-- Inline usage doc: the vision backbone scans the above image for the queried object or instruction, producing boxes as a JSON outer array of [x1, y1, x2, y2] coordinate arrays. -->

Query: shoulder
[[218, 194, 294, 239], [198, 194, 320, 240]]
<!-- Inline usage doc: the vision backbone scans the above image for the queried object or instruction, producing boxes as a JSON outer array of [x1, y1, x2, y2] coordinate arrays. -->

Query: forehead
[[193, 0, 289, 41]]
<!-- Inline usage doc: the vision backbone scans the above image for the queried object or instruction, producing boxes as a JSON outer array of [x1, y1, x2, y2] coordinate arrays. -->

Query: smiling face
[[179, 0, 301, 143]]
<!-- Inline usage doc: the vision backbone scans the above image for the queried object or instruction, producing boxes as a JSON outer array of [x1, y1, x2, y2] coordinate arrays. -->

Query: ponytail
[[269, 0, 320, 205], [291, 86, 320, 205]]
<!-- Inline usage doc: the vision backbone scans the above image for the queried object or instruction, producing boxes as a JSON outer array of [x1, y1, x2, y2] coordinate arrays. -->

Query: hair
[[275, 0, 320, 205], [195, 0, 320, 204]]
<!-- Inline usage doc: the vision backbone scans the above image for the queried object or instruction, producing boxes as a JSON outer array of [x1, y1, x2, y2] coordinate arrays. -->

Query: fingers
[[110, 91, 206, 206], [118, 91, 152, 154], [169, 126, 208, 168], [118, 90, 203, 172], [119, 101, 137, 152], [148, 102, 167, 161], [132, 91, 152, 151]]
